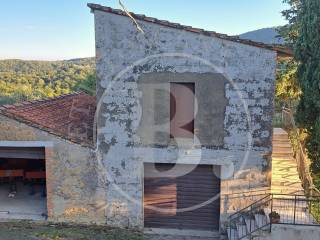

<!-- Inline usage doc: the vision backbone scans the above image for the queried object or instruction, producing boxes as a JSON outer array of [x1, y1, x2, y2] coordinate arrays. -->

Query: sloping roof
[[0, 93, 96, 148], [88, 3, 293, 57]]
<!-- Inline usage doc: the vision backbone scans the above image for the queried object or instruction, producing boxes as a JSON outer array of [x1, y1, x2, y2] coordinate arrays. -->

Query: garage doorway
[[0, 147, 47, 220], [144, 163, 221, 231]]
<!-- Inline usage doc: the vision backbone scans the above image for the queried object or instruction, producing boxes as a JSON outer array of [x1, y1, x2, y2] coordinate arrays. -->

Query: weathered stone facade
[[0, 115, 105, 225], [92, 7, 277, 231]]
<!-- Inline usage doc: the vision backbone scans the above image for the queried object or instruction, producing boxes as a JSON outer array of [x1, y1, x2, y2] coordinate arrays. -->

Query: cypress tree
[[295, 0, 320, 173]]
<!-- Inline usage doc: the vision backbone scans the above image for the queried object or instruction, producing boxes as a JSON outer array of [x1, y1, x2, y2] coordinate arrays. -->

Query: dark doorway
[[0, 147, 47, 220]]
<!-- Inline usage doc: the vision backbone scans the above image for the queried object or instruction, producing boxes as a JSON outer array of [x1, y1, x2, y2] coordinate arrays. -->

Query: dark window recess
[[170, 83, 195, 139]]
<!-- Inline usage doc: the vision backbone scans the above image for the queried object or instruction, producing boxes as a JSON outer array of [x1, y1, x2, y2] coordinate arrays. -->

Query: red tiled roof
[[0, 93, 96, 148], [88, 3, 293, 57]]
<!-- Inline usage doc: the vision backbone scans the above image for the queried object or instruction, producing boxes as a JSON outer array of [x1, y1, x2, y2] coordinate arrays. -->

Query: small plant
[[269, 211, 281, 224]]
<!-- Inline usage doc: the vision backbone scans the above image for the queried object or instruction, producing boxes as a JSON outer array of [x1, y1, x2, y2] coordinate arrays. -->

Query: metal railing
[[227, 107, 320, 239], [228, 194, 272, 240], [271, 194, 320, 226], [228, 194, 320, 240], [280, 107, 320, 198]]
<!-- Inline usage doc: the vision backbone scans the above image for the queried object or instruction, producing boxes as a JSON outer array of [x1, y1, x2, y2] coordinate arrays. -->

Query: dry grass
[[0, 221, 143, 240]]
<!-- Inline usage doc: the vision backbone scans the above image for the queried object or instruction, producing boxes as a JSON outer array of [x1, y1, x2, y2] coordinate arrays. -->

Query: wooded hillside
[[0, 58, 96, 105]]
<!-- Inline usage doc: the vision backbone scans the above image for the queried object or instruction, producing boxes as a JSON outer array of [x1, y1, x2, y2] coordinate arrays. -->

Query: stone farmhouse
[[1, 3, 319, 240]]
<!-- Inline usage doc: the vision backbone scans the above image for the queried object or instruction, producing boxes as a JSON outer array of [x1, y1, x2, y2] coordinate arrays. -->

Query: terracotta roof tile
[[0, 93, 96, 148], [88, 3, 293, 57]]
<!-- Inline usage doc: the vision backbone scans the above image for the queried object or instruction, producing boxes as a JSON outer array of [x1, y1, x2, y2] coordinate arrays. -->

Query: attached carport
[[0, 141, 51, 220]]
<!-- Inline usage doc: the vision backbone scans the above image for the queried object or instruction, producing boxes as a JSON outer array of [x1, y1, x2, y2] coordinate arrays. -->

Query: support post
[[270, 195, 273, 233], [294, 195, 297, 224]]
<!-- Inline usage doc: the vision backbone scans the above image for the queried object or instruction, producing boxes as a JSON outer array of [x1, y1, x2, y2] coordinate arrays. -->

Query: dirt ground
[[0, 221, 143, 240]]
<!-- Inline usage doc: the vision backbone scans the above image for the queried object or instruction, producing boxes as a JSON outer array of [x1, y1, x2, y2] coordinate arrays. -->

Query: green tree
[[279, 0, 302, 46], [276, 59, 300, 107], [275, 0, 301, 109], [294, 0, 320, 173], [74, 71, 96, 96]]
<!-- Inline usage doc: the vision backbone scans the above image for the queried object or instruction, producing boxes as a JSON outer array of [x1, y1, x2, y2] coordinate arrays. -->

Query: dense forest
[[0, 58, 96, 105]]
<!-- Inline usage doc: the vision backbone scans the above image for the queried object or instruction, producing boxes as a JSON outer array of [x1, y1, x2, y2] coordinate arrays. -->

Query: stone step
[[272, 156, 295, 159], [272, 182, 301, 185], [272, 137, 291, 143], [272, 174, 300, 178], [272, 168, 299, 172], [273, 162, 298, 165], [273, 142, 292, 147], [271, 186, 304, 191], [272, 166, 298, 170], [272, 168, 298, 172], [272, 180, 302, 185], [254, 214, 269, 229], [272, 154, 294, 159], [273, 132, 289, 137], [273, 128, 288, 135], [273, 138, 291, 143], [273, 134, 289, 138], [273, 164, 298, 168], [273, 141, 291, 146], [272, 173, 300, 177], [272, 186, 303, 190], [272, 170, 298, 173], [273, 148, 293, 153], [271, 181, 302, 186], [227, 227, 239, 240], [272, 169, 298, 172], [272, 174, 299, 178], [272, 151, 293, 155], [273, 146, 293, 151], [272, 174, 300, 177], [273, 142, 291, 146], [272, 143, 293, 151], [272, 157, 295, 160], [272, 165, 297, 169], [273, 151, 293, 155], [236, 223, 248, 240], [272, 154, 294, 158], [272, 178, 300, 181], [272, 162, 296, 166], [244, 217, 256, 233], [272, 158, 296, 162]]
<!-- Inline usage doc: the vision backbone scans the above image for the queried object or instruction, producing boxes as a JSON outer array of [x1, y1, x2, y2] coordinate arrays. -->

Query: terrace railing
[[227, 194, 320, 240], [280, 107, 320, 198]]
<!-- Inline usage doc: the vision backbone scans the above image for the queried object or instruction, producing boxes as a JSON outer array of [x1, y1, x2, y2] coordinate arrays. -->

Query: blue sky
[[0, 0, 288, 60]]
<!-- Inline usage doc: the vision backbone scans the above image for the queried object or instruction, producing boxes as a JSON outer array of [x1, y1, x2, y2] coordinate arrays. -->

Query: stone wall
[[0, 115, 105, 225], [262, 225, 320, 240], [93, 9, 277, 230]]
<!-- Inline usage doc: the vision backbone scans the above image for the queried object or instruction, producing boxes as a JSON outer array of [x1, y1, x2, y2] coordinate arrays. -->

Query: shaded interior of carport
[[0, 147, 47, 220]]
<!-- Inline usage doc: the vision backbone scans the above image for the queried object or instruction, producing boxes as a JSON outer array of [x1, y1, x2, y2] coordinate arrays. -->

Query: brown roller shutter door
[[144, 164, 221, 231]]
